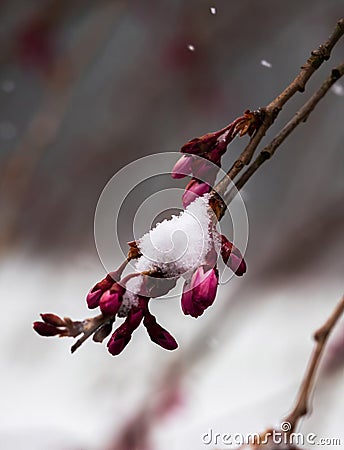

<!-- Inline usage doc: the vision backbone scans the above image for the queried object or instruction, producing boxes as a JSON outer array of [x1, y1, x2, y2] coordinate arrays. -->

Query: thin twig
[[225, 62, 344, 204], [215, 17, 344, 196], [284, 295, 344, 432], [70, 314, 109, 354]]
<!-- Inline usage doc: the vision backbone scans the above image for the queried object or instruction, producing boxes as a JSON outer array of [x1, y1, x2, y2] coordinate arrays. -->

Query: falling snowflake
[[210, 7, 217, 15], [187, 44, 195, 52], [1, 80, 15, 93], [331, 82, 344, 96], [260, 59, 272, 68]]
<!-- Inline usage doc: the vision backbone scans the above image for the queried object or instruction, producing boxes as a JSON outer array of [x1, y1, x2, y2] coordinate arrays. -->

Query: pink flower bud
[[126, 305, 146, 330], [220, 235, 247, 276], [143, 312, 178, 350], [99, 283, 125, 316], [190, 158, 219, 180], [182, 179, 211, 207], [33, 321, 60, 337], [181, 266, 218, 318], [228, 254, 247, 276], [86, 273, 115, 309], [207, 145, 228, 166], [86, 289, 103, 309], [180, 111, 262, 161], [107, 323, 132, 356], [107, 304, 146, 356], [171, 155, 193, 179], [180, 131, 222, 156], [40, 313, 64, 327]]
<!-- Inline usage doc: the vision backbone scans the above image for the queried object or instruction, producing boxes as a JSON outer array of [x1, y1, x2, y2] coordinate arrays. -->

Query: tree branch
[[225, 61, 344, 204], [284, 295, 344, 432], [215, 18, 344, 197]]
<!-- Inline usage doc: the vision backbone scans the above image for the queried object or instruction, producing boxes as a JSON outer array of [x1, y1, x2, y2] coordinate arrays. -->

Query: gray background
[[0, 1, 343, 449]]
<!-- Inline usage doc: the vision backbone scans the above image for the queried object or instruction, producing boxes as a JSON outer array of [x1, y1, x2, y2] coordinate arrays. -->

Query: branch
[[215, 18, 344, 196], [284, 295, 344, 432], [225, 61, 344, 204], [70, 314, 113, 354]]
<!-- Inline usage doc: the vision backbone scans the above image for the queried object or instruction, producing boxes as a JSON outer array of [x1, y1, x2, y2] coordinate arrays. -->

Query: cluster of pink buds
[[33, 111, 259, 356], [172, 110, 262, 207]]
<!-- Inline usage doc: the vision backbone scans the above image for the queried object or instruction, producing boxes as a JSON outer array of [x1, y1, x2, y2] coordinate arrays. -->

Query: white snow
[[210, 7, 217, 15], [119, 276, 142, 316], [331, 82, 344, 96], [135, 195, 216, 280], [187, 44, 195, 52], [119, 195, 221, 308], [260, 59, 272, 68]]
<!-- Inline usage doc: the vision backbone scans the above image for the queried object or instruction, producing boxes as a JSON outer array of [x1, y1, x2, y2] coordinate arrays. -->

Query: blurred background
[[0, 1, 343, 449]]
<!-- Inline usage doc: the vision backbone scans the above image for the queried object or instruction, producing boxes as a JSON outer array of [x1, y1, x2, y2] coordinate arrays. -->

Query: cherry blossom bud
[[181, 266, 218, 318], [190, 157, 219, 180], [86, 273, 115, 309], [171, 155, 193, 178], [33, 321, 60, 337], [40, 313, 65, 327], [180, 111, 262, 161], [182, 179, 211, 207], [86, 290, 102, 309], [143, 312, 178, 350], [99, 283, 125, 316], [107, 304, 146, 356], [220, 234, 247, 276], [107, 322, 132, 356], [126, 305, 146, 330], [181, 130, 222, 156], [229, 254, 246, 276], [204, 247, 218, 269]]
